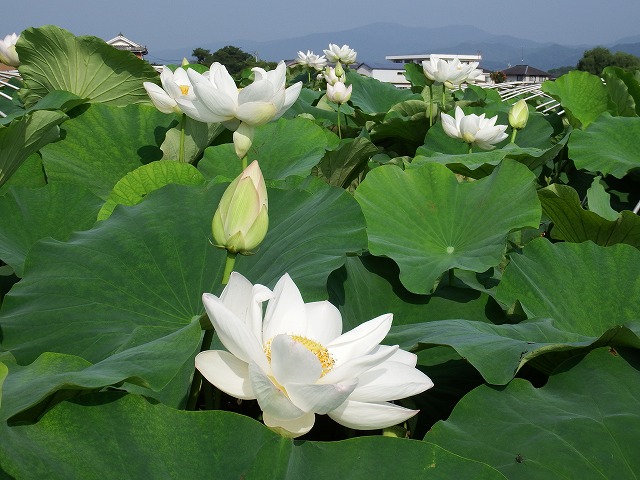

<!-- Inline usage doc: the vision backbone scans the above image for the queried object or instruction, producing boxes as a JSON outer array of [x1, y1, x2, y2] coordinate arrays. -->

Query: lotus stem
[[179, 114, 186, 163], [337, 103, 342, 139], [468, 144, 473, 155], [510, 128, 518, 144], [442, 84, 447, 111], [428, 84, 434, 127], [240, 154, 248, 170], [222, 251, 237, 285]]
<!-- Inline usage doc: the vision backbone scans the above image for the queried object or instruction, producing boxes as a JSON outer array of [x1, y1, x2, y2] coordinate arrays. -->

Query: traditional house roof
[[106, 33, 148, 56], [502, 64, 551, 77]]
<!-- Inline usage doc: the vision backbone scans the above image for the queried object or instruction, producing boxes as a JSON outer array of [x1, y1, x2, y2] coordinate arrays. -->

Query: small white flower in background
[[323, 43, 357, 65], [175, 60, 302, 158], [0, 33, 20, 67], [422, 56, 480, 88], [296, 50, 327, 71], [326, 81, 352, 104], [441, 106, 508, 151], [196, 272, 433, 438], [211, 160, 268, 254], [143, 67, 195, 114], [323, 66, 344, 86]]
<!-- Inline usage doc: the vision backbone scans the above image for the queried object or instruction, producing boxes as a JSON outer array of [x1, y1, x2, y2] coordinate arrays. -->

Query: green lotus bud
[[334, 61, 345, 79], [212, 160, 268, 254], [509, 99, 529, 130]]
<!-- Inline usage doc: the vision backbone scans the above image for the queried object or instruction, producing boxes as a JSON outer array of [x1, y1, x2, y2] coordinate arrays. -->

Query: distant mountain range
[[152, 22, 640, 72]]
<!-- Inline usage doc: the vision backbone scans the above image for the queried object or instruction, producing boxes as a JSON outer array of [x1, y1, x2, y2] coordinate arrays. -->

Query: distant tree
[[577, 46, 640, 75], [490, 70, 506, 83], [548, 66, 574, 77], [192, 48, 212, 65]]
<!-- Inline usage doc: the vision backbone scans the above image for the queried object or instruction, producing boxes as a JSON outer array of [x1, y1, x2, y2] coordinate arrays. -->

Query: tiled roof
[[502, 64, 551, 76]]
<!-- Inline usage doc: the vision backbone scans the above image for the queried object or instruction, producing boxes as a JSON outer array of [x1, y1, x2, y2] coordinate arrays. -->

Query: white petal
[[270, 334, 322, 385], [272, 82, 302, 120], [239, 78, 275, 105], [202, 293, 269, 371], [262, 273, 307, 341], [440, 112, 460, 139], [319, 344, 398, 385], [189, 69, 238, 118], [374, 345, 417, 366], [195, 350, 255, 400], [348, 361, 433, 402], [235, 101, 278, 126], [263, 411, 315, 438], [286, 379, 357, 414], [220, 271, 272, 342], [233, 122, 255, 159], [328, 400, 420, 430], [327, 314, 393, 366], [175, 95, 227, 123], [249, 362, 305, 420], [303, 301, 342, 345], [144, 82, 179, 114], [210, 63, 239, 100]]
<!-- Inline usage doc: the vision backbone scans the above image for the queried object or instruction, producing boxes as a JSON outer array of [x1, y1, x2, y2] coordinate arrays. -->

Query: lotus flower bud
[[326, 81, 352, 104], [509, 99, 529, 130], [212, 160, 268, 254], [334, 62, 345, 78]]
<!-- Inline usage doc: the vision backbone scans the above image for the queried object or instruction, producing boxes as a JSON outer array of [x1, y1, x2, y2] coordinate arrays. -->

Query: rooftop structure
[[105, 33, 148, 59], [385, 53, 482, 65]]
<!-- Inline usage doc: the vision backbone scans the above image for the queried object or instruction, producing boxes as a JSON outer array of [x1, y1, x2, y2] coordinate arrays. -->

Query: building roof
[[106, 33, 148, 55], [502, 64, 551, 76], [357, 62, 405, 71]]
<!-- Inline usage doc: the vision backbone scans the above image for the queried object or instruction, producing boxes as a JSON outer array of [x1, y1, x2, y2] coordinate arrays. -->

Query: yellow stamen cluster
[[179, 85, 190, 95], [264, 335, 335, 377]]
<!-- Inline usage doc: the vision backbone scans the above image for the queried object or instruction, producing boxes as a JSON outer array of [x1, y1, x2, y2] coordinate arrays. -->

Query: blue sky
[[4, 0, 639, 62]]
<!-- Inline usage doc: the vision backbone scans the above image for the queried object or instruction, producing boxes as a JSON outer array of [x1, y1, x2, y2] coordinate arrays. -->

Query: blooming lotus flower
[[196, 272, 433, 437], [508, 99, 529, 130], [296, 50, 327, 71], [441, 106, 508, 151], [176, 61, 302, 158], [422, 56, 480, 88], [326, 81, 352, 104], [0, 33, 20, 67], [323, 44, 357, 65], [212, 160, 268, 254], [143, 67, 195, 114]]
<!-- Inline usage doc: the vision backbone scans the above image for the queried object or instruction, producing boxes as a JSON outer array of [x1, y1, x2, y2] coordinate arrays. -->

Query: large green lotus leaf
[[16, 25, 159, 107], [0, 110, 66, 188], [568, 113, 640, 178], [0, 319, 201, 422], [539, 184, 640, 247], [98, 161, 206, 221], [160, 117, 226, 163], [314, 136, 379, 190], [386, 317, 640, 384], [541, 71, 609, 128], [0, 153, 46, 195], [0, 361, 6, 410], [496, 238, 640, 334], [347, 70, 421, 114], [0, 182, 103, 277], [198, 117, 329, 181], [328, 255, 507, 332], [39, 103, 175, 198], [0, 392, 506, 480], [427, 348, 640, 479], [586, 176, 619, 220], [603, 66, 640, 116], [0, 182, 366, 364], [354, 159, 541, 294]]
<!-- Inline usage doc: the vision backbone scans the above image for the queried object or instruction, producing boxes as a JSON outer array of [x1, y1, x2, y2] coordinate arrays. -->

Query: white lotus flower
[[422, 56, 480, 88], [196, 272, 433, 437], [441, 106, 508, 151], [326, 81, 352, 104], [176, 61, 302, 158], [296, 50, 327, 71], [323, 44, 357, 65], [143, 67, 195, 114], [0, 33, 20, 67]]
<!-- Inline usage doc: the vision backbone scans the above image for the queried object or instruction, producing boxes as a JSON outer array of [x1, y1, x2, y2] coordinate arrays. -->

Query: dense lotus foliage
[[0, 25, 639, 479]]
